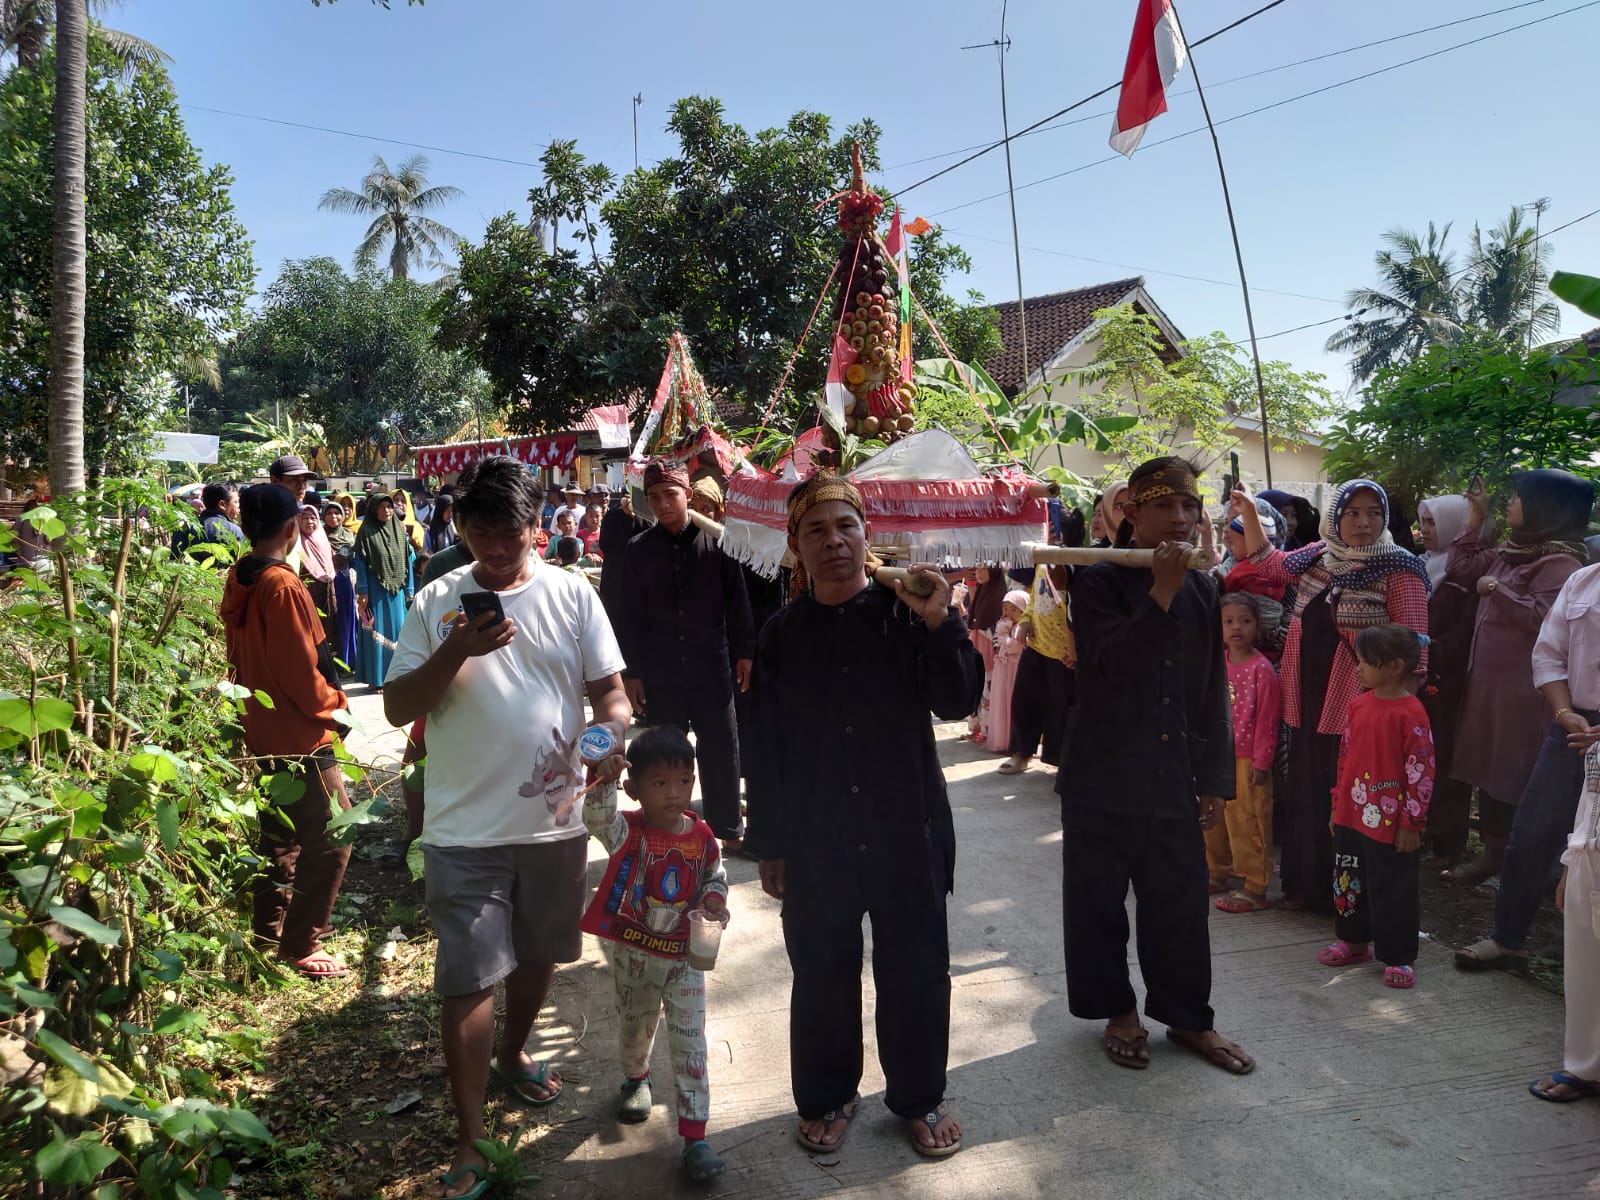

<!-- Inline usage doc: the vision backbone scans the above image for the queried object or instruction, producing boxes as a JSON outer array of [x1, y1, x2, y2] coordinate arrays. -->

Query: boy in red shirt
[[1318, 624, 1435, 988], [1212, 594, 1282, 914], [581, 726, 730, 1182]]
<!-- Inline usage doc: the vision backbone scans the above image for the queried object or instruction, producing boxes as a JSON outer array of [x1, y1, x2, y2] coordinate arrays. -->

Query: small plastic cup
[[687, 909, 723, 971]]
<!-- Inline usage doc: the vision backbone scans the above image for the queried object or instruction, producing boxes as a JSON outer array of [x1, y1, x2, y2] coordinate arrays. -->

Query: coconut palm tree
[[1462, 207, 1560, 349], [46, 0, 85, 496], [1325, 223, 1464, 384], [1, 0, 168, 76], [318, 155, 463, 282]]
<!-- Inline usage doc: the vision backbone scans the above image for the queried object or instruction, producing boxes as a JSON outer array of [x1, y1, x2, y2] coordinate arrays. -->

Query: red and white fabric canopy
[[414, 436, 578, 480]]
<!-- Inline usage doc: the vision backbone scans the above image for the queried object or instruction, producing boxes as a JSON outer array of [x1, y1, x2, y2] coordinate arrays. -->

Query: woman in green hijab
[[352, 493, 414, 689]]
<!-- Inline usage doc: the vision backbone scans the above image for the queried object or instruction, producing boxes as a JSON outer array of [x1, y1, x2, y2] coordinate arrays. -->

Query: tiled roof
[[985, 277, 1150, 393]]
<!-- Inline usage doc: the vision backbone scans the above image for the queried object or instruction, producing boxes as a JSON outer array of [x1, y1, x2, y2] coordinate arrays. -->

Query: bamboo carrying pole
[[1022, 542, 1215, 570]]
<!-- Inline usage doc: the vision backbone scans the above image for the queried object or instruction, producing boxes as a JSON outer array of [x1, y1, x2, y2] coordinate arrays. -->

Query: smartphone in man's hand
[[460, 590, 506, 625]]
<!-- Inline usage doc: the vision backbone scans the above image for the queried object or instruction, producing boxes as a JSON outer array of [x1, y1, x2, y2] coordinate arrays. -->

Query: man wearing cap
[[1057, 455, 1253, 1077], [614, 459, 755, 853], [745, 472, 980, 1159], [270, 456, 316, 571], [547, 484, 586, 533]]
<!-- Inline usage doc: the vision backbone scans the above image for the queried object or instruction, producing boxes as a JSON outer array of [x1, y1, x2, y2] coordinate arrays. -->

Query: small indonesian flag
[[588, 403, 631, 450], [1109, 0, 1189, 157], [823, 334, 853, 428], [884, 208, 914, 380]]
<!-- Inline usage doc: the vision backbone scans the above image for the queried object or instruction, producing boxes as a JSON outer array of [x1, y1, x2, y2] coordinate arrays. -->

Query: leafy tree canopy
[[219, 257, 488, 469], [0, 37, 254, 485]]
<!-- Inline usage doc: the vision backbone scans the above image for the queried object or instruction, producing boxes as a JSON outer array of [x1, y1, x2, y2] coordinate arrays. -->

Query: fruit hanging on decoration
[[832, 143, 916, 444]]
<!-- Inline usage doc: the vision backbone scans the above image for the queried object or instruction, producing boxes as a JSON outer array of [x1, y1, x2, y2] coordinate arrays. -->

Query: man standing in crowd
[[747, 472, 980, 1159], [173, 482, 243, 560], [384, 456, 630, 1200], [269, 455, 315, 505], [1058, 456, 1254, 1076], [615, 459, 754, 854], [548, 483, 586, 532]]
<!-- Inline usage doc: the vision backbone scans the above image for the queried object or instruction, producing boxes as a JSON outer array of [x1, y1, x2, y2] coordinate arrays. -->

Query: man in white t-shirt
[[384, 456, 630, 1199], [548, 484, 586, 533]]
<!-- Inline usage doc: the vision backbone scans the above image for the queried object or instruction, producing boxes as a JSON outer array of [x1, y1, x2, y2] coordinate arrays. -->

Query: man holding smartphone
[[384, 456, 630, 1200]]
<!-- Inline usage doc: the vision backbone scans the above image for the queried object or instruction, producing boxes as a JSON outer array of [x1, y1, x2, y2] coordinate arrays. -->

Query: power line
[[182, 103, 551, 170], [926, 0, 1600, 217], [883, 0, 1560, 176]]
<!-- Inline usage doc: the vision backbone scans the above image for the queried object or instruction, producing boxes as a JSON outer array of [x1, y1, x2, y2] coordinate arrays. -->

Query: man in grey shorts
[[386, 456, 630, 1200]]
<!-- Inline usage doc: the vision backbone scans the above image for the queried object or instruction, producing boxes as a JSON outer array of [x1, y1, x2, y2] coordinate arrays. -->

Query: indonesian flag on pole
[[823, 334, 853, 428], [588, 403, 631, 450], [1109, 0, 1189, 157]]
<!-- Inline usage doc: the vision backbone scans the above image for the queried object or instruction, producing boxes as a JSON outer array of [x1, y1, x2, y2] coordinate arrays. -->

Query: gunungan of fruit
[[860, 416, 881, 435], [850, 335, 865, 351], [898, 414, 916, 431], [845, 363, 867, 385]]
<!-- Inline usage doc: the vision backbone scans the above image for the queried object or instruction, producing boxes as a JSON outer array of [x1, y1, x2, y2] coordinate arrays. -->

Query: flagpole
[[1167, 2, 1274, 488], [998, 0, 1030, 390]]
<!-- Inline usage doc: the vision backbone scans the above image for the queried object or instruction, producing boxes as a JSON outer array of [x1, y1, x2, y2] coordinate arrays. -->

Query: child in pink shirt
[[982, 591, 1029, 752], [1212, 593, 1282, 913]]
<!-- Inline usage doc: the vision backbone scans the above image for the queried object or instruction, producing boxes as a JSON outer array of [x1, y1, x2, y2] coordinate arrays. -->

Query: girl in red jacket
[[222, 484, 353, 980]]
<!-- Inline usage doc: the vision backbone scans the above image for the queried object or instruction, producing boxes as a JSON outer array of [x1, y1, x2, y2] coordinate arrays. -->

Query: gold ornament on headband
[[1128, 463, 1201, 504], [787, 471, 865, 533]]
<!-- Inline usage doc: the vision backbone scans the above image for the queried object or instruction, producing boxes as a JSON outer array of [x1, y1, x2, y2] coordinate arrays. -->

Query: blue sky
[[124, 0, 1600, 395]]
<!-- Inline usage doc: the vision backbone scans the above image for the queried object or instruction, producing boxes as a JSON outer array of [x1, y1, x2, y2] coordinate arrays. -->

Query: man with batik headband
[[1058, 456, 1255, 1076], [615, 458, 756, 853], [746, 472, 982, 1160]]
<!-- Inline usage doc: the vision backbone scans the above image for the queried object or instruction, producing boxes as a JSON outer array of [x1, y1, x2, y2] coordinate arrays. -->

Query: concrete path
[[342, 690, 1600, 1199]]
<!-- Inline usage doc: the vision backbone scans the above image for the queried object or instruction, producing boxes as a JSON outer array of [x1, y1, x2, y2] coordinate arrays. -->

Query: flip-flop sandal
[[795, 1092, 860, 1153], [1104, 1024, 1150, 1070], [1441, 860, 1494, 887], [287, 952, 350, 979], [1214, 891, 1270, 914], [440, 1163, 490, 1200], [1529, 1070, 1600, 1103], [492, 1059, 562, 1107], [1453, 938, 1527, 972], [1382, 965, 1416, 989], [1165, 1030, 1256, 1076], [1317, 941, 1374, 968], [996, 758, 1029, 775], [909, 1101, 962, 1158]]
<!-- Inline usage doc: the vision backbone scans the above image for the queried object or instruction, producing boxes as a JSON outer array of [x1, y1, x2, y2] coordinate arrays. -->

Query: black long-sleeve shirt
[[1057, 563, 1235, 816], [744, 584, 983, 891], [614, 521, 755, 688]]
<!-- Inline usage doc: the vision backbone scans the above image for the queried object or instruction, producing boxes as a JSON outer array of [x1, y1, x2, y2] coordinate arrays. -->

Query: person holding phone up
[[384, 456, 630, 1200]]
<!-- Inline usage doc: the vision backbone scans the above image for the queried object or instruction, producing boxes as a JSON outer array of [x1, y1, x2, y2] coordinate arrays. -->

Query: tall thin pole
[[1523, 196, 1551, 351], [632, 93, 643, 171], [997, 1, 1029, 390], [1168, 2, 1273, 487]]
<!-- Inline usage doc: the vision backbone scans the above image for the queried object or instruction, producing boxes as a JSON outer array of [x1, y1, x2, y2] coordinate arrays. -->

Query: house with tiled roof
[[984, 277, 1327, 491]]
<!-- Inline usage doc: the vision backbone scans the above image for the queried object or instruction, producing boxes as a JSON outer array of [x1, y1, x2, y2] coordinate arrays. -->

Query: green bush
[[0, 480, 345, 1196]]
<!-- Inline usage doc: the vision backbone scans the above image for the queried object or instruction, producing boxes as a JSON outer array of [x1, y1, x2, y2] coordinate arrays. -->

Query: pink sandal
[[1214, 890, 1270, 914], [1382, 965, 1415, 989], [1317, 941, 1374, 968]]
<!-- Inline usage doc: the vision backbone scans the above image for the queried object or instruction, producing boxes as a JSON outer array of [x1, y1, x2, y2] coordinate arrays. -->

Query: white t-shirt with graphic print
[[387, 557, 626, 847]]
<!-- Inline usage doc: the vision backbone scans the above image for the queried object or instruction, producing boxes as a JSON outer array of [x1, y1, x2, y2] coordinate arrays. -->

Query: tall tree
[[318, 154, 462, 281], [1324, 223, 1463, 384], [1463, 206, 1559, 349], [45, 0, 86, 496], [0, 0, 166, 74]]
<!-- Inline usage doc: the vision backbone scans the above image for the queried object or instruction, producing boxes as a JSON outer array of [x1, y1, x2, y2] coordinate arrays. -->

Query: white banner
[[153, 432, 220, 464]]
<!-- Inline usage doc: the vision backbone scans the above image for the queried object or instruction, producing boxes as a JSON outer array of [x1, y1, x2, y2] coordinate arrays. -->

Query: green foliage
[[0, 38, 254, 487], [1321, 339, 1600, 519], [0, 479, 312, 1196], [223, 257, 488, 467], [1551, 270, 1600, 319]]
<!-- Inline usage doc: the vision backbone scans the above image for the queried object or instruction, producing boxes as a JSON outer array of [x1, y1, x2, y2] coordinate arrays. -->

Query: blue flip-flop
[[1529, 1070, 1600, 1103], [492, 1059, 562, 1107], [440, 1163, 489, 1199]]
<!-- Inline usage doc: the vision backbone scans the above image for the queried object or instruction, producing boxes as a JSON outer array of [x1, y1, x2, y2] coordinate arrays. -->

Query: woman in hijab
[[322, 501, 359, 676], [1443, 470, 1593, 889], [1258, 489, 1320, 552], [962, 564, 1009, 743], [425, 493, 457, 554], [351, 493, 415, 690], [1091, 481, 1130, 549], [1416, 495, 1477, 865], [296, 504, 337, 648], [1231, 479, 1431, 913], [389, 488, 426, 551]]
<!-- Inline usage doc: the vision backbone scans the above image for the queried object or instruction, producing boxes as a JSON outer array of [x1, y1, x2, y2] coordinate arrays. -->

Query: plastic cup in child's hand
[[687, 909, 723, 971]]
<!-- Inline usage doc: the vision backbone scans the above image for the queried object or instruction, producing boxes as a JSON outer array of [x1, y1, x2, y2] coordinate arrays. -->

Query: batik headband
[[1128, 462, 1201, 504], [642, 459, 691, 492], [787, 471, 864, 533]]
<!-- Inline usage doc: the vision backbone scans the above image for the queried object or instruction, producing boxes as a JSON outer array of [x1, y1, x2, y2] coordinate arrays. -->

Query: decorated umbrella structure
[[625, 332, 747, 485]]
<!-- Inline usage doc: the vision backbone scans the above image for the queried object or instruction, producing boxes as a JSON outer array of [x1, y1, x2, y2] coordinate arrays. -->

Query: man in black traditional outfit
[[1058, 456, 1255, 1075], [746, 472, 982, 1160], [615, 459, 755, 853]]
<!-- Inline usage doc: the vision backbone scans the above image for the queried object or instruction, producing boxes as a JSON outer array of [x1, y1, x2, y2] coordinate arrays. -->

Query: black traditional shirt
[[1057, 564, 1235, 816], [744, 584, 983, 892], [614, 522, 755, 688]]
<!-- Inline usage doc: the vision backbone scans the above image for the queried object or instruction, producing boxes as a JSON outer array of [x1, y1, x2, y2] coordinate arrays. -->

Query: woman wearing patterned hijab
[[1231, 479, 1430, 914], [1442, 470, 1593, 891]]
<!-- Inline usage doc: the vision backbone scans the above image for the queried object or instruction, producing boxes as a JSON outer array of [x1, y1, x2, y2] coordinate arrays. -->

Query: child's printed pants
[[609, 943, 710, 1139], [1332, 825, 1419, 966], [1565, 848, 1600, 1081]]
